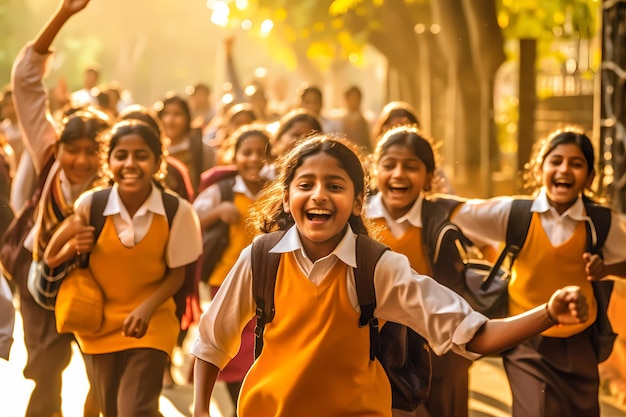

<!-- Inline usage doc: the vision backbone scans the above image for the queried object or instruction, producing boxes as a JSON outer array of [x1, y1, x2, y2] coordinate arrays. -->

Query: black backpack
[[503, 198, 615, 363], [199, 175, 236, 283], [251, 231, 432, 412], [421, 196, 518, 318]]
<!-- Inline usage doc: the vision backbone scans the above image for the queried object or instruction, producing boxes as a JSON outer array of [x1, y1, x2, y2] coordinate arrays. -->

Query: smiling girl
[[452, 127, 626, 416], [366, 125, 498, 417], [11, 1, 110, 415], [43, 119, 202, 416], [191, 133, 590, 417]]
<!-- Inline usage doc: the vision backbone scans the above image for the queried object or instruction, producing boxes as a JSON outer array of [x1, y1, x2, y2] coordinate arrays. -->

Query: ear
[[423, 171, 434, 192], [352, 194, 364, 216], [282, 189, 291, 214]]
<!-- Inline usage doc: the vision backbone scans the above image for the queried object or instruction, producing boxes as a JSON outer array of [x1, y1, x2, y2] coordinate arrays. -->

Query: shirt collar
[[103, 183, 164, 218], [532, 187, 587, 220], [233, 174, 263, 199], [268, 224, 358, 268], [366, 192, 423, 227]]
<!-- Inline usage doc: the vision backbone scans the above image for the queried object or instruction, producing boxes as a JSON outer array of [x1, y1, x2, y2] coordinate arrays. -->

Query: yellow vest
[[77, 215, 179, 355], [239, 252, 392, 417], [371, 218, 432, 275], [209, 192, 256, 286], [509, 214, 597, 337]]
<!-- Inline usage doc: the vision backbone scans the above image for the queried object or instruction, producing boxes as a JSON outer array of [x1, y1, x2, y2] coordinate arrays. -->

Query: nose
[[391, 164, 405, 178], [311, 183, 328, 202], [75, 150, 92, 167]]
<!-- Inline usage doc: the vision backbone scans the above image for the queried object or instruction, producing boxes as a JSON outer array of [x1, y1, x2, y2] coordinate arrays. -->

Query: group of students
[[1, 1, 626, 417]]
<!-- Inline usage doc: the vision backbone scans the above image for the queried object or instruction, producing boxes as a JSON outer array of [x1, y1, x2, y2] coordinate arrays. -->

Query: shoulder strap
[[161, 190, 180, 228], [251, 231, 285, 359], [583, 202, 611, 254], [421, 196, 466, 264], [218, 176, 236, 203], [480, 198, 533, 290], [352, 234, 390, 361], [505, 198, 533, 252], [81, 188, 112, 268]]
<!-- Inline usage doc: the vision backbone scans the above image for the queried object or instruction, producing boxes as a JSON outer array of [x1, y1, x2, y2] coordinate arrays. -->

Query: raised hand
[[60, 0, 91, 15]]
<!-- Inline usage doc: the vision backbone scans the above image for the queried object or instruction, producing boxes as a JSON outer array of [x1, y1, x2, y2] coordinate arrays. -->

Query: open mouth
[[388, 184, 409, 194], [306, 208, 332, 221], [553, 180, 573, 190]]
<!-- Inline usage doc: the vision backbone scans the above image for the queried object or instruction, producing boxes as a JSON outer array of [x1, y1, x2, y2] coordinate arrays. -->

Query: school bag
[[421, 195, 520, 319], [31, 187, 181, 312], [0, 157, 53, 285], [198, 172, 237, 283], [503, 198, 615, 363], [251, 231, 432, 412]]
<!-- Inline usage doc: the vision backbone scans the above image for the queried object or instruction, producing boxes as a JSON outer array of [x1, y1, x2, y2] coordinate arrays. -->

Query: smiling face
[[108, 133, 159, 198], [55, 138, 100, 185], [541, 142, 594, 214], [234, 133, 267, 188], [283, 152, 363, 260], [160, 101, 189, 144], [376, 144, 433, 219]]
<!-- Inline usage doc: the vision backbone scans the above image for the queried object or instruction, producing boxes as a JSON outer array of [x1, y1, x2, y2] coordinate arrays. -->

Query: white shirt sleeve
[[167, 198, 203, 268], [11, 44, 58, 174], [190, 238, 489, 369]]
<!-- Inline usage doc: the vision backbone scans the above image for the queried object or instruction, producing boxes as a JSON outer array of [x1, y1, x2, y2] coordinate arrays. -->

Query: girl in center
[[43, 119, 202, 416], [191, 133, 588, 417]]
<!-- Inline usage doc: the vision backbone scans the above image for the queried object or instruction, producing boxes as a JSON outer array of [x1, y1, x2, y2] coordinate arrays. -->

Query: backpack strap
[[583, 202, 611, 254], [251, 231, 285, 359], [84, 187, 180, 267], [421, 197, 465, 264], [480, 198, 533, 291], [218, 176, 236, 203], [161, 190, 180, 227], [352, 234, 390, 361]]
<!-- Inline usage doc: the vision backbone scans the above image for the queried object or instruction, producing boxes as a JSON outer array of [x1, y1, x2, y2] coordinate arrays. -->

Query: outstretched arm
[[467, 286, 588, 355], [33, 0, 91, 55]]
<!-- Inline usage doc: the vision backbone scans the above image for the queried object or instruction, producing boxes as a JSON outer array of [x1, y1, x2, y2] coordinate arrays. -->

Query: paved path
[[2, 309, 626, 417]]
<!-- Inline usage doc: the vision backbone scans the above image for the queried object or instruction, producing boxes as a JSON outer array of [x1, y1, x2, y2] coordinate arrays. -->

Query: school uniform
[[191, 225, 488, 417], [12, 43, 101, 417], [193, 174, 263, 383], [74, 184, 202, 416], [452, 189, 626, 416], [367, 192, 474, 417]]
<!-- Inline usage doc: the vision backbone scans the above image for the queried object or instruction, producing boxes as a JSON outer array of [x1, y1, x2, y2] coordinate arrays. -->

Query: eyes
[[111, 149, 154, 162], [545, 156, 587, 170], [296, 180, 345, 192], [378, 159, 424, 172], [63, 144, 99, 156]]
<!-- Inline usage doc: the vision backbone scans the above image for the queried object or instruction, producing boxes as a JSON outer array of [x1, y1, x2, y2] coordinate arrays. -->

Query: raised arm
[[11, 0, 92, 173], [32, 0, 91, 55]]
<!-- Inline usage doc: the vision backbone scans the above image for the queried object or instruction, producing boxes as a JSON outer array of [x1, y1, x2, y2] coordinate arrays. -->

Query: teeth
[[307, 209, 331, 215]]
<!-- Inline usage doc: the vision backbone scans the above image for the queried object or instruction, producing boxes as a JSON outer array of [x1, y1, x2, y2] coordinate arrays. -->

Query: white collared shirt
[[366, 192, 424, 239], [74, 184, 202, 268], [192, 174, 263, 219], [452, 188, 626, 265], [191, 225, 488, 370]]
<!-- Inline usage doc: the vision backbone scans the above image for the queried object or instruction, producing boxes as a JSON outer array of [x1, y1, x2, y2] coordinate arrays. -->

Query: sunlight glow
[[260, 19, 274, 36], [210, 1, 230, 27]]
